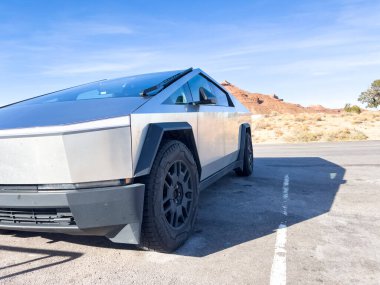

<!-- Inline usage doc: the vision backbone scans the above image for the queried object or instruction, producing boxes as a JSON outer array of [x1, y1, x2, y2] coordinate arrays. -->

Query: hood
[[0, 97, 147, 130]]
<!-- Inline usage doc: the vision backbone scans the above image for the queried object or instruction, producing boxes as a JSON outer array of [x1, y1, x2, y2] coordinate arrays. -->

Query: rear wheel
[[236, 133, 253, 176], [139, 140, 199, 252]]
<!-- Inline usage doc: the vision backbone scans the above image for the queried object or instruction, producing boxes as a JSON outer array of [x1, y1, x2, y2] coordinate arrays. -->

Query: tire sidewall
[[244, 134, 254, 174], [150, 141, 199, 248]]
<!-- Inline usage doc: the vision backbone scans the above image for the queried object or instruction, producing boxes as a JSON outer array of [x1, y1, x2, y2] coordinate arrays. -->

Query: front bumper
[[0, 183, 145, 244]]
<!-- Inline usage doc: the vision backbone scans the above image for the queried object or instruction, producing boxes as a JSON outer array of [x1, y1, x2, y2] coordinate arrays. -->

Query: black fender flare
[[134, 122, 201, 177]]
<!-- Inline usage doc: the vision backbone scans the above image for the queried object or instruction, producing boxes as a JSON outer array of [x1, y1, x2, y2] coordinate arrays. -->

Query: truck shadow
[[177, 156, 346, 256], [0, 245, 82, 280], [1, 157, 345, 258]]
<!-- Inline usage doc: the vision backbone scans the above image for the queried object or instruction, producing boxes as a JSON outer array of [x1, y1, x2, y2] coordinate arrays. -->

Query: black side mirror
[[191, 87, 216, 105]]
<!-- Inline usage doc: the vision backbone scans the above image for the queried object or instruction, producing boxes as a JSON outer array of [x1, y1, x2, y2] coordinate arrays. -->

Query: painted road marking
[[270, 174, 289, 285]]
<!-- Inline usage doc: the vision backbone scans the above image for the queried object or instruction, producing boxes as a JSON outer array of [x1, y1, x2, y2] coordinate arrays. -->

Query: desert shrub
[[285, 131, 322, 143], [351, 119, 363, 125], [284, 126, 367, 143], [275, 129, 284, 137], [255, 120, 271, 129], [301, 125, 310, 131], [294, 114, 306, 122], [284, 126, 323, 143], [281, 114, 294, 120], [344, 104, 361, 114], [270, 111, 279, 116], [362, 111, 380, 121], [351, 114, 367, 124], [324, 128, 367, 141]]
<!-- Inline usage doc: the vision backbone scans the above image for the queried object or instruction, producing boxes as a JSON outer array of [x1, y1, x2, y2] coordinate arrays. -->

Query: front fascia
[[0, 118, 133, 184]]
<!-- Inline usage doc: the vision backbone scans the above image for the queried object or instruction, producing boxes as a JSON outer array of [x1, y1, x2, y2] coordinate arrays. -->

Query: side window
[[208, 81, 230, 107], [188, 75, 213, 102], [163, 83, 192, 105]]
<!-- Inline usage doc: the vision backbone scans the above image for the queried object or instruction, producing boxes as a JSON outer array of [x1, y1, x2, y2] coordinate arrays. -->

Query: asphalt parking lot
[[1, 141, 379, 285]]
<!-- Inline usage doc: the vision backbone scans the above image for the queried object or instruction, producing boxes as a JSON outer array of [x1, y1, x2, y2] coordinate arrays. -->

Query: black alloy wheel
[[162, 160, 194, 229]]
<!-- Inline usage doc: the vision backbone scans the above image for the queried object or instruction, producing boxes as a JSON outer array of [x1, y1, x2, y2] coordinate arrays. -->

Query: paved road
[[1, 141, 380, 284]]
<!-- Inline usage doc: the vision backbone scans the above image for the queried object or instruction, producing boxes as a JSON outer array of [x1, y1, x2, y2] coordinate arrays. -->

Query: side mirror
[[191, 87, 216, 105]]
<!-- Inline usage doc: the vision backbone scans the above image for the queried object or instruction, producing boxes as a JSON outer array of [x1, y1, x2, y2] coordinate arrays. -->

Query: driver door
[[188, 75, 226, 180]]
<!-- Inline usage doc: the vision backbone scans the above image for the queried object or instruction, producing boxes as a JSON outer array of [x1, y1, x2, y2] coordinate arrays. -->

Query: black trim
[[0, 183, 145, 244], [134, 122, 200, 177], [0, 207, 74, 226], [200, 161, 241, 191], [0, 223, 117, 236], [205, 76, 235, 107], [140, 68, 193, 96]]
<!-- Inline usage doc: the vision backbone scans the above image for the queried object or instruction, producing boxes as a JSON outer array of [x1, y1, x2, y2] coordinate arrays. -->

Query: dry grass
[[251, 111, 380, 144]]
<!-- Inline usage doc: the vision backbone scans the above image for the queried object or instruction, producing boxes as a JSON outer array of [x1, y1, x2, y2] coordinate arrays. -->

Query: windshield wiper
[[140, 67, 193, 96]]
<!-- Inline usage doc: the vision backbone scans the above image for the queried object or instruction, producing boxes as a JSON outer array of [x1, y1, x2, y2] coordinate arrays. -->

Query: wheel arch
[[134, 122, 201, 178]]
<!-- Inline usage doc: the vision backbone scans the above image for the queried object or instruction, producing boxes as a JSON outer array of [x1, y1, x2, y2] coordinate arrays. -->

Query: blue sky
[[0, 0, 379, 108]]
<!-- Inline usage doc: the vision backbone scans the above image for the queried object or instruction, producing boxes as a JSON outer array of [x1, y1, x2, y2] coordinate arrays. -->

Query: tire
[[235, 133, 254, 176], [139, 140, 199, 252]]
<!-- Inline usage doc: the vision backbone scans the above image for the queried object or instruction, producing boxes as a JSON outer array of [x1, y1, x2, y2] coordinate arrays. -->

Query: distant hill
[[221, 80, 339, 114]]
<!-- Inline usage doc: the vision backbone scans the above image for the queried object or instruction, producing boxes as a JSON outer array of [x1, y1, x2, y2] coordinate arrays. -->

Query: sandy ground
[[1, 141, 380, 284], [251, 111, 380, 144]]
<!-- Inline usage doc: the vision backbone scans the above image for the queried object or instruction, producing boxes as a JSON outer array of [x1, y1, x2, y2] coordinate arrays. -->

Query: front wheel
[[139, 140, 199, 252], [236, 133, 253, 176]]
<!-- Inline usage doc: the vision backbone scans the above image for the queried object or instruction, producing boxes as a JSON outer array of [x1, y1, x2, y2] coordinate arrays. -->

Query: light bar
[[0, 178, 133, 191], [0, 116, 130, 137]]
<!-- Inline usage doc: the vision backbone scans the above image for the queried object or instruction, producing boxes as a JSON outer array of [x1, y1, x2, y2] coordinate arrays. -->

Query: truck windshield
[[12, 70, 182, 106]]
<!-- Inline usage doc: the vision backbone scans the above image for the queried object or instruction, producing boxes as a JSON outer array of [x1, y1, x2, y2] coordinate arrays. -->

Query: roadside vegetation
[[251, 111, 380, 144], [359, 79, 380, 109], [343, 104, 361, 114]]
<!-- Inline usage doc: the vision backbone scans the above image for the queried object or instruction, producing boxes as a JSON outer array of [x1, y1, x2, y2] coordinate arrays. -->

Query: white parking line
[[270, 174, 289, 285]]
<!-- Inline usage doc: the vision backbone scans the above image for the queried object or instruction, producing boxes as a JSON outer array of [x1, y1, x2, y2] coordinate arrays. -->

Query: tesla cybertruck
[[0, 68, 253, 252]]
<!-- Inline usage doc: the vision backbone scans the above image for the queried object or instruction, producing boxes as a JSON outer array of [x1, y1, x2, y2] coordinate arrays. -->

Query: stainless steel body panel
[[197, 108, 248, 179], [197, 106, 226, 179], [224, 110, 241, 161], [0, 126, 133, 184]]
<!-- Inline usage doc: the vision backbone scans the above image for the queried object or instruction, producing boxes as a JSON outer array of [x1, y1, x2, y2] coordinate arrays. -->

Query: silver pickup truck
[[0, 68, 253, 252]]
